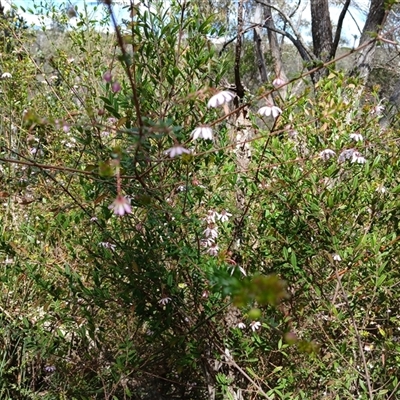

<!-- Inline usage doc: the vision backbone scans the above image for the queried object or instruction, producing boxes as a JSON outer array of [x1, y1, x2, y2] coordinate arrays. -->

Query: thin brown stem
[[330, 254, 374, 400]]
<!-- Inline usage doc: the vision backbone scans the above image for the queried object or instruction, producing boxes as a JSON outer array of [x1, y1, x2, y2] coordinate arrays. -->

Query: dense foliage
[[0, 1, 399, 399]]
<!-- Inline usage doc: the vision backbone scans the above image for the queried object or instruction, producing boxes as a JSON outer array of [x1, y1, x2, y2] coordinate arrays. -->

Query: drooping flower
[[351, 151, 366, 164], [371, 103, 384, 116], [109, 195, 132, 216], [111, 81, 121, 93], [332, 253, 341, 262], [1, 72, 12, 79], [376, 184, 387, 194], [258, 104, 282, 119], [364, 344, 373, 352], [217, 210, 232, 223], [206, 243, 219, 256], [230, 265, 247, 276], [205, 210, 218, 224], [224, 348, 232, 361], [349, 133, 363, 142], [191, 126, 213, 141], [44, 365, 56, 373], [207, 91, 235, 108], [338, 148, 356, 163], [165, 145, 191, 158], [272, 77, 286, 87], [107, 117, 118, 125], [200, 238, 215, 247], [319, 149, 336, 161], [30, 147, 40, 155], [237, 322, 246, 329], [99, 242, 116, 251], [103, 71, 112, 82], [338, 148, 366, 164], [250, 321, 261, 331], [203, 224, 218, 239], [158, 297, 171, 306]]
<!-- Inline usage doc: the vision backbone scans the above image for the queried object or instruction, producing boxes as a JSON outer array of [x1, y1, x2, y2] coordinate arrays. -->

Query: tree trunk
[[234, 0, 245, 99], [310, 0, 333, 61], [253, 4, 268, 83], [263, 1, 288, 92], [380, 80, 400, 129], [310, 0, 333, 80], [353, 0, 390, 82]]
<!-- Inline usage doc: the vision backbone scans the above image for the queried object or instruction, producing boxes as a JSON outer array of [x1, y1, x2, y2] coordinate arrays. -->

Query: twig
[[255, 0, 314, 61], [331, 0, 352, 59], [234, 0, 245, 99], [216, 344, 272, 399], [104, 0, 143, 129], [329, 253, 374, 400]]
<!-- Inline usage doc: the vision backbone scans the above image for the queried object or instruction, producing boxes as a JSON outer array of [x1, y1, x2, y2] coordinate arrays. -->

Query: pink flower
[[338, 148, 356, 163], [206, 243, 219, 256], [200, 238, 215, 247], [103, 71, 112, 82], [203, 224, 218, 239], [158, 297, 171, 305], [111, 81, 121, 93], [338, 148, 366, 164], [109, 195, 131, 216], [272, 77, 285, 87]]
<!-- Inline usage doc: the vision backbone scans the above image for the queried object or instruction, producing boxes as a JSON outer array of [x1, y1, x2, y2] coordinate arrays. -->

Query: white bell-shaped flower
[[207, 91, 235, 108]]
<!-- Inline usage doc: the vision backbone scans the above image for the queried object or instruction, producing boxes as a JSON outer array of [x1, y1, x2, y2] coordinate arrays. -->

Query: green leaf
[[376, 273, 387, 287], [283, 247, 289, 260], [290, 251, 297, 268]]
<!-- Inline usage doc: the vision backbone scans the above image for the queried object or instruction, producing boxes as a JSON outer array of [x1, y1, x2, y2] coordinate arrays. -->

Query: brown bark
[[264, 2, 288, 90], [359, 0, 388, 44], [353, 0, 390, 82], [253, 26, 268, 83], [310, 0, 333, 61], [330, 0, 351, 59], [234, 0, 245, 99]]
